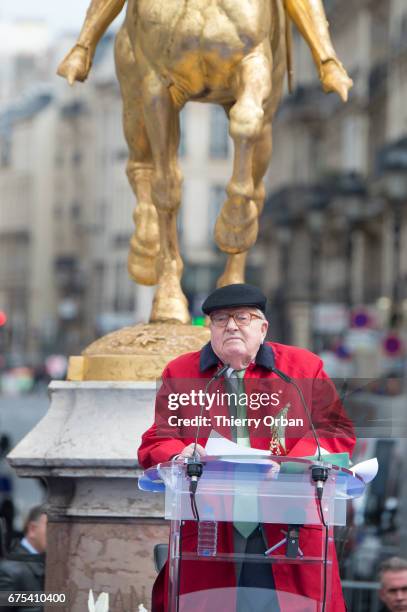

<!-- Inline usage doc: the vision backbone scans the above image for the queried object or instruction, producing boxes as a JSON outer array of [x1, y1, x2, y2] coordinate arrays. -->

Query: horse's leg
[[141, 71, 189, 324], [217, 253, 247, 287], [115, 27, 159, 286], [217, 121, 273, 287], [215, 46, 272, 255], [284, 0, 352, 101]]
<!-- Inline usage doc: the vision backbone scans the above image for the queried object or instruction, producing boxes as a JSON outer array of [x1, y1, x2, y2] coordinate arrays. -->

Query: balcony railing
[[342, 579, 381, 612]]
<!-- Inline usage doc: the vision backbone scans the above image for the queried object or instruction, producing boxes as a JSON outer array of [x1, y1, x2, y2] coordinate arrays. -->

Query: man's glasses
[[210, 311, 264, 328]]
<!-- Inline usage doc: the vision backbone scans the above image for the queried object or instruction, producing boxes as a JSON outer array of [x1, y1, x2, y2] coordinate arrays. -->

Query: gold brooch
[[269, 403, 290, 455], [269, 437, 282, 455]]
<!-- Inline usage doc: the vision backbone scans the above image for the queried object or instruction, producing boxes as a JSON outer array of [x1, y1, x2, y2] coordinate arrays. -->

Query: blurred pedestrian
[[0, 436, 14, 553], [0, 506, 47, 612], [379, 557, 407, 612]]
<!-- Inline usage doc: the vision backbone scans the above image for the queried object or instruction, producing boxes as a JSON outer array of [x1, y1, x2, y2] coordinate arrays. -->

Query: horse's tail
[[285, 7, 294, 92], [269, 0, 288, 112]]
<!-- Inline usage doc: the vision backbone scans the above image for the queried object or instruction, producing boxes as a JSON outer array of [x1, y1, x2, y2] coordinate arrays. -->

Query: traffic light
[[0, 311, 7, 327]]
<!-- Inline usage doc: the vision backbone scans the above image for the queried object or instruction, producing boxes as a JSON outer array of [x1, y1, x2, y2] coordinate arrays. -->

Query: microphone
[[272, 364, 329, 612], [191, 363, 229, 460], [187, 363, 230, 492], [311, 465, 329, 500], [212, 363, 230, 381], [271, 365, 323, 462]]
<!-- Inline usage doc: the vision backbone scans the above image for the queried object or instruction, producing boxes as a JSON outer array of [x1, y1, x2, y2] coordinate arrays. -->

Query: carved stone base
[[68, 322, 210, 381], [45, 516, 168, 611]]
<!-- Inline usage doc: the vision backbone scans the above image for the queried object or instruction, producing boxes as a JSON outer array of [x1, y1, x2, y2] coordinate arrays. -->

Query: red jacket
[[138, 341, 356, 611]]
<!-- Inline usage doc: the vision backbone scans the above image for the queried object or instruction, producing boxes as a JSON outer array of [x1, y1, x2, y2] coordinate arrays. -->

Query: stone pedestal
[[8, 382, 167, 612]]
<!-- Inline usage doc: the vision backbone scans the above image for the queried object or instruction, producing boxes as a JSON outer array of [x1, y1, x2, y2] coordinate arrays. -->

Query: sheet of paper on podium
[[205, 431, 271, 462], [351, 457, 378, 483]]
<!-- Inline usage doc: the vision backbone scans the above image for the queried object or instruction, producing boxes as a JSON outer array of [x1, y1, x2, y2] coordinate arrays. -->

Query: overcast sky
[[0, 1, 111, 33]]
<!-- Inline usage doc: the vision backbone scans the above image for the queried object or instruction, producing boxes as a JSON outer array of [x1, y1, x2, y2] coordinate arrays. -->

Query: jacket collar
[[199, 341, 275, 372]]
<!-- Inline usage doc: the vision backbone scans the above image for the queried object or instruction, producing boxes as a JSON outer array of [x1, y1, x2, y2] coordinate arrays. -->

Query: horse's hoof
[[128, 250, 158, 286], [320, 59, 353, 103], [214, 199, 258, 254], [150, 285, 190, 324]]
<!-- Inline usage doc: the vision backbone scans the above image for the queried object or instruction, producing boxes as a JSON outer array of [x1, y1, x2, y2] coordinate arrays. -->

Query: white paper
[[205, 431, 270, 458], [351, 457, 378, 484]]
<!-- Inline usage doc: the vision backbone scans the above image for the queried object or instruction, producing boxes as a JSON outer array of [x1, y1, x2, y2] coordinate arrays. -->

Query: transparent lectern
[[139, 456, 365, 612]]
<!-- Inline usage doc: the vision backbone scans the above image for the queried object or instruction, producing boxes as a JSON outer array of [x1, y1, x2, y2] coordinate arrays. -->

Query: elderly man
[[58, 0, 352, 102], [138, 283, 355, 612], [379, 557, 407, 612]]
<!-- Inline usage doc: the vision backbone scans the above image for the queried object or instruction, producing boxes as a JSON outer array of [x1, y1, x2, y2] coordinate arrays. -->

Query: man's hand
[[57, 44, 93, 85], [178, 443, 207, 460]]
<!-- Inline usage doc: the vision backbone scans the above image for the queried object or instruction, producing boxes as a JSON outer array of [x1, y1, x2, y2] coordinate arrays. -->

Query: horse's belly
[[134, 0, 269, 59], [135, 0, 204, 40], [130, 0, 271, 102]]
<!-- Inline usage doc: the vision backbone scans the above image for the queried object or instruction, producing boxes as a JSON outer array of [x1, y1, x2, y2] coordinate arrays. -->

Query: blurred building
[[259, 0, 407, 379], [0, 19, 52, 106], [256, 4, 407, 594], [0, 27, 260, 360], [0, 4, 406, 604], [0, 89, 56, 361], [0, 30, 140, 360], [0, 1, 406, 368]]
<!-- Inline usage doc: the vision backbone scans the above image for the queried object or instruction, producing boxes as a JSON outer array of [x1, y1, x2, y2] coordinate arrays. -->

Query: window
[[341, 115, 366, 173], [0, 138, 11, 167], [209, 106, 229, 159], [72, 150, 82, 166], [114, 261, 134, 312], [71, 202, 81, 220]]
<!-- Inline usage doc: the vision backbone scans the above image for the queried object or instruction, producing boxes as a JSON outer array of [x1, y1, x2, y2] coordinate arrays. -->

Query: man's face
[[209, 307, 268, 369], [27, 513, 47, 554], [380, 570, 407, 611]]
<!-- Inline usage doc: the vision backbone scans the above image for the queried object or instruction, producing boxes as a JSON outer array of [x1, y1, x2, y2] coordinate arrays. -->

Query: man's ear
[[261, 320, 268, 340]]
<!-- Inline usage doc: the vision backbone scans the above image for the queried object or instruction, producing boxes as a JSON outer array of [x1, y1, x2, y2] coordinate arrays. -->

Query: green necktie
[[232, 369, 258, 539], [233, 369, 251, 447]]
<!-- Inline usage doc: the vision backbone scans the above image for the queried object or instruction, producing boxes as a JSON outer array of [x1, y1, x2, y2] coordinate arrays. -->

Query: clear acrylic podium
[[139, 456, 365, 612]]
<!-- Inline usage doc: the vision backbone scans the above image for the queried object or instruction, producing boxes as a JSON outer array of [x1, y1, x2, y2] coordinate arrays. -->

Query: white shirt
[[20, 537, 39, 554]]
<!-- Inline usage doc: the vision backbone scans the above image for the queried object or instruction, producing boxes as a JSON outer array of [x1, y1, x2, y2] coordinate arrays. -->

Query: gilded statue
[[58, 0, 352, 325]]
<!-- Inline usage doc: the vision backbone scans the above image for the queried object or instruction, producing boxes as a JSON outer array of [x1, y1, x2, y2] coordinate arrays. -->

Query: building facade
[[0, 29, 249, 360], [1, 1, 406, 371], [258, 0, 407, 379]]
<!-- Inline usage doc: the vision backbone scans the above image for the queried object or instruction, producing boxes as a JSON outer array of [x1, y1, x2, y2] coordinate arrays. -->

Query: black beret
[[202, 283, 267, 315]]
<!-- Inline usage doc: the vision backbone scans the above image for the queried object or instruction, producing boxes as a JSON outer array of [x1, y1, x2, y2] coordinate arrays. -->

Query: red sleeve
[[138, 422, 186, 468], [288, 360, 356, 458], [137, 366, 187, 469]]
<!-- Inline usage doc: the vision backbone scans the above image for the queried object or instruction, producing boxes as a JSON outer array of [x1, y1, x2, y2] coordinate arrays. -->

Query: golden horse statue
[[58, 0, 352, 325]]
